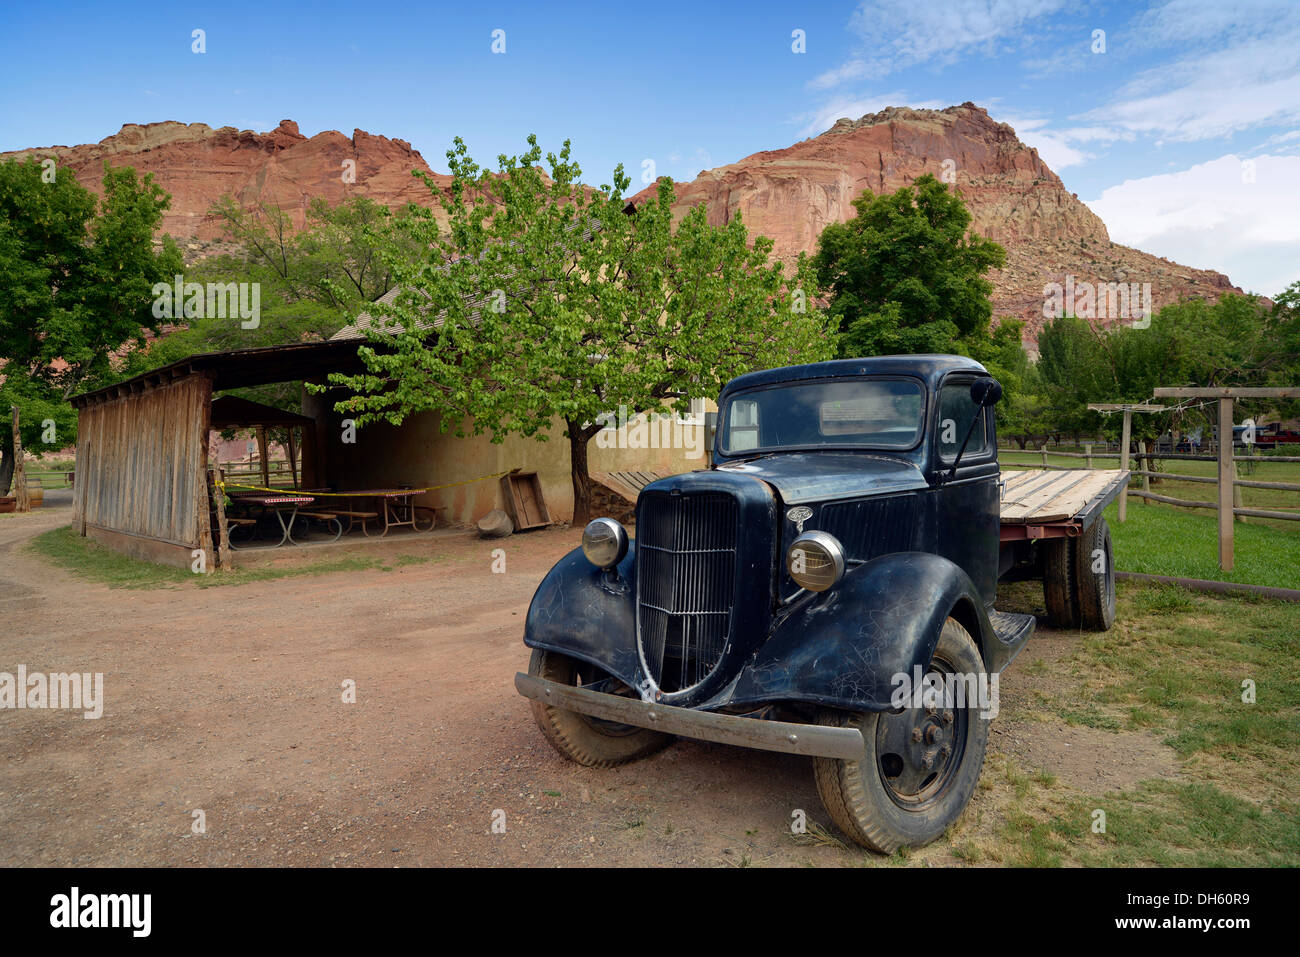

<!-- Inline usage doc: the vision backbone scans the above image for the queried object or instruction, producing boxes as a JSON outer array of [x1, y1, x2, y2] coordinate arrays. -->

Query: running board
[[985, 609, 1036, 673]]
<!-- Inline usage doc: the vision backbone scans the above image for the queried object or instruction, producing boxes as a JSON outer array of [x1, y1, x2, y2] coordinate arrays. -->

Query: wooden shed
[[69, 340, 366, 569]]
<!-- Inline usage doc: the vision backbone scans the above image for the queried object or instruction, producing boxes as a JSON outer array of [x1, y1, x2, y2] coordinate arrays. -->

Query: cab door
[[929, 373, 1000, 604]]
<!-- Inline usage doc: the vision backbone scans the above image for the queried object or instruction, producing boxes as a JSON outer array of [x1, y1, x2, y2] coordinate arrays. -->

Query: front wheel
[[527, 649, 672, 768], [813, 618, 990, 853]]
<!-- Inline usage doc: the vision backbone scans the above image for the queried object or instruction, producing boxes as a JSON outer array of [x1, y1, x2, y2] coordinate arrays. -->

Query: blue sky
[[2, 0, 1298, 296]]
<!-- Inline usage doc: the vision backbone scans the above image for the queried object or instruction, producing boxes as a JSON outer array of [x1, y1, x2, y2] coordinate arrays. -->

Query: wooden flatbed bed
[[998, 469, 1129, 541]]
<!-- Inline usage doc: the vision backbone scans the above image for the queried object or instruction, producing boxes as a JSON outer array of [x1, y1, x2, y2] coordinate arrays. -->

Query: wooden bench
[[328, 509, 380, 536], [295, 511, 344, 542], [412, 504, 448, 531], [223, 516, 258, 550]]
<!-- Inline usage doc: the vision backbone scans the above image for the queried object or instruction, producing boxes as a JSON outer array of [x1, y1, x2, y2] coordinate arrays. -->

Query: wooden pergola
[[1085, 403, 1165, 523]]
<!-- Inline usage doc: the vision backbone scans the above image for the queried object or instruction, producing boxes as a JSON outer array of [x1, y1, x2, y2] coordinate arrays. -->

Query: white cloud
[[1133, 0, 1285, 49], [811, 0, 1069, 88], [1081, 1, 1300, 141], [1086, 153, 1300, 296], [991, 114, 1135, 170], [998, 116, 1086, 169]]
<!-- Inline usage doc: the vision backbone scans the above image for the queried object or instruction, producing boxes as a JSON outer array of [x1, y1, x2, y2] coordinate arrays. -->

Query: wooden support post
[[1085, 443, 1093, 469], [1040, 444, 1048, 467], [286, 427, 300, 490], [1218, 397, 1234, 570], [1118, 410, 1132, 523], [1138, 440, 1150, 502], [10, 406, 29, 512], [210, 467, 231, 570], [257, 426, 270, 490]]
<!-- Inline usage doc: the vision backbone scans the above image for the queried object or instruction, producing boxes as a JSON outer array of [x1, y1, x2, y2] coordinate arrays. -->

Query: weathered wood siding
[[73, 375, 214, 567]]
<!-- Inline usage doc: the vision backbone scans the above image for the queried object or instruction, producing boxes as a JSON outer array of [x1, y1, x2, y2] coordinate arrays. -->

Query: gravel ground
[[0, 503, 1174, 867]]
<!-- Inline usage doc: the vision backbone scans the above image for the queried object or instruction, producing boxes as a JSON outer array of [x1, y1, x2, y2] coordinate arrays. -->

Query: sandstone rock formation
[[2, 119, 449, 245], [4, 107, 1246, 349], [629, 103, 1244, 347]]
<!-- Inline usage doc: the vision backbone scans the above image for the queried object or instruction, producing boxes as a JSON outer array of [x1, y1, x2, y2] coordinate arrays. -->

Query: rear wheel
[[1042, 537, 1079, 629], [527, 649, 672, 767], [813, 618, 990, 853], [1074, 517, 1116, 631]]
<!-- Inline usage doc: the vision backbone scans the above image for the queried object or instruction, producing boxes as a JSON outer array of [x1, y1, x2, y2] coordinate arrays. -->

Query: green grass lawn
[[1104, 499, 1300, 590], [21, 456, 77, 490], [989, 581, 1300, 866], [26, 525, 435, 588]]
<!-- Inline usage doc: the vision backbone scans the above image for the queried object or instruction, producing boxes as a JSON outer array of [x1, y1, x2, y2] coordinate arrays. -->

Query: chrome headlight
[[582, 518, 629, 569], [786, 530, 846, 592]]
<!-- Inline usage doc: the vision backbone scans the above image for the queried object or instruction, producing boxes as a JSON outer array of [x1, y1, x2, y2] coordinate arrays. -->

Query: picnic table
[[232, 493, 316, 547], [342, 488, 436, 536]]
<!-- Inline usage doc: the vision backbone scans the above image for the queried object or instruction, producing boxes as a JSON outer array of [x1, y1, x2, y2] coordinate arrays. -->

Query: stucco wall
[[304, 389, 711, 525]]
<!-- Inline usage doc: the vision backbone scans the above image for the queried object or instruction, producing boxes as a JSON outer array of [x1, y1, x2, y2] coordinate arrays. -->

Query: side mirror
[[971, 378, 1003, 407]]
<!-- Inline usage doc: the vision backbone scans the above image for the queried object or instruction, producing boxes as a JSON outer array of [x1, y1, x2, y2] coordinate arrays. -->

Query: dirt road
[[0, 504, 1173, 866]]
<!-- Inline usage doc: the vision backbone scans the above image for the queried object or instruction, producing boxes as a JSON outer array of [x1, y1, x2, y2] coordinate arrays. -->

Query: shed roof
[[71, 339, 367, 408], [209, 394, 315, 428]]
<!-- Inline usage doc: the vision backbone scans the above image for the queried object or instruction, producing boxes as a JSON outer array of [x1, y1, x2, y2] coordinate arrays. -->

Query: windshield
[[718, 377, 925, 454]]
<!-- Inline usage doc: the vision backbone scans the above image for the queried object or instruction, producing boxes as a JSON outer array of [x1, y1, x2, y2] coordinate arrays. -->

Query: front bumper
[[514, 672, 866, 760]]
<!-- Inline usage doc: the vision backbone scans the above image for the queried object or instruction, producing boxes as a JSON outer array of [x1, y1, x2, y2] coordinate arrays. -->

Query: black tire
[[813, 618, 991, 853], [1042, 537, 1079, 628], [527, 648, 672, 768], [1073, 517, 1116, 631]]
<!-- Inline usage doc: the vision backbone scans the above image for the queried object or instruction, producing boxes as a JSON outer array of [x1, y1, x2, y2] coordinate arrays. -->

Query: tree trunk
[[0, 438, 13, 498], [11, 406, 29, 511], [567, 419, 596, 527]]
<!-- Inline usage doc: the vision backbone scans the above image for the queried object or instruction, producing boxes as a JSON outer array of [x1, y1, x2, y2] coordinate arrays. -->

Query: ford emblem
[[786, 506, 813, 532]]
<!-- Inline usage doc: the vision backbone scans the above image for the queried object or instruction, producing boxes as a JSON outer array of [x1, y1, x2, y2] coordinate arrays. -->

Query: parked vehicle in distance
[[516, 355, 1127, 852]]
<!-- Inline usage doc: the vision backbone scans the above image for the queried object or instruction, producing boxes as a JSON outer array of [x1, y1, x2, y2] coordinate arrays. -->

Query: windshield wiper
[[722, 452, 777, 466]]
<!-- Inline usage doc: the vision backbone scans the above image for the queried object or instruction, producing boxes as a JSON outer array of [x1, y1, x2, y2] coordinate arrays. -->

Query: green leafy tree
[[964, 317, 1046, 444], [120, 195, 415, 409], [814, 174, 1007, 359], [326, 135, 836, 522], [0, 158, 181, 493], [1035, 290, 1294, 445]]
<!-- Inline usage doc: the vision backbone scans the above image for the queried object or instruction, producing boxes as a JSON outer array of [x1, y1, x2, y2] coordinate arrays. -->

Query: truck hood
[[714, 453, 927, 505]]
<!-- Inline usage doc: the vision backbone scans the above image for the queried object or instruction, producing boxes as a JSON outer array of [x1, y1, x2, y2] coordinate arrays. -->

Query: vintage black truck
[[515, 355, 1127, 852]]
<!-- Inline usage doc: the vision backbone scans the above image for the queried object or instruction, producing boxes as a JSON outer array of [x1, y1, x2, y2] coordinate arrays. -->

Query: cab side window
[[936, 379, 990, 462]]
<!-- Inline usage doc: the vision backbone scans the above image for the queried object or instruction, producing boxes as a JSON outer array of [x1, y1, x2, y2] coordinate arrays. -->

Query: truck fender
[[522, 544, 642, 687], [722, 552, 994, 713]]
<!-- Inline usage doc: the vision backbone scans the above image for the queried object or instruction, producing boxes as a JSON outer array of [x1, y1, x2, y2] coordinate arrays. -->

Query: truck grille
[[819, 494, 919, 561], [636, 493, 738, 693]]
